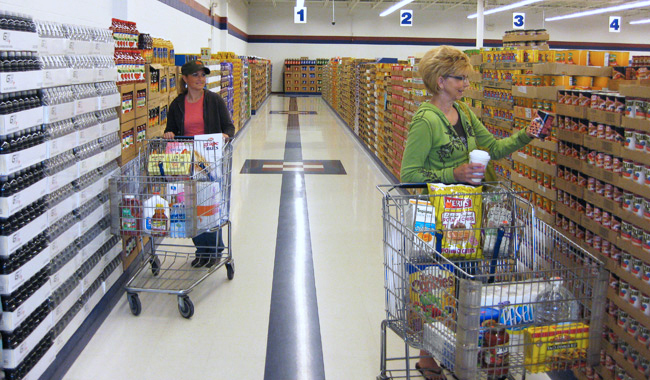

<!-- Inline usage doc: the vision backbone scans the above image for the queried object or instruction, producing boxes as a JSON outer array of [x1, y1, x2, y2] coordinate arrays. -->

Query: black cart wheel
[[226, 260, 235, 280], [127, 292, 141, 316], [178, 296, 194, 319], [150, 256, 161, 276]]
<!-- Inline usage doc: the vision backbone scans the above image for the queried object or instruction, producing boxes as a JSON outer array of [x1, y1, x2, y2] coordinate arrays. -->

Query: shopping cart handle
[[391, 183, 429, 189]]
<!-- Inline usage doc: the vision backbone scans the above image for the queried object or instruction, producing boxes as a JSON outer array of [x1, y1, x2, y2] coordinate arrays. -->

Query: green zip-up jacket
[[400, 101, 533, 184]]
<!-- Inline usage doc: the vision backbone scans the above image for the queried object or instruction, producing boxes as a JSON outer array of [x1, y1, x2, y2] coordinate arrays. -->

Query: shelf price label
[[609, 16, 621, 33], [513, 13, 525, 29], [294, 6, 307, 23], [400, 10, 413, 26]]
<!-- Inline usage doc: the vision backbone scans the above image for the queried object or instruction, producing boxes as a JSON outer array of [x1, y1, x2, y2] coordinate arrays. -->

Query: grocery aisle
[[61, 95, 394, 380]]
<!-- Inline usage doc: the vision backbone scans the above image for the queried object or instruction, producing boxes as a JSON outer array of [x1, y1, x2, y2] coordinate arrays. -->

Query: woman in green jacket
[[400, 46, 538, 379], [400, 46, 536, 185]]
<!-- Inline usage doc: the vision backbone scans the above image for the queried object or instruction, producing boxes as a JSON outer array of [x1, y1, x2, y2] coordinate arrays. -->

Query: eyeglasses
[[447, 75, 469, 82], [191, 72, 207, 78]]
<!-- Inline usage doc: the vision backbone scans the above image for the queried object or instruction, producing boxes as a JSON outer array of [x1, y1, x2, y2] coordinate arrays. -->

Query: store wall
[[246, 4, 650, 92], [0, 0, 114, 26]]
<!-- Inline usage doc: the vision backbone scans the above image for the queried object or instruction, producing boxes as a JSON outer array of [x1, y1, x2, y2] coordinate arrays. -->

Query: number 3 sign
[[513, 13, 525, 29]]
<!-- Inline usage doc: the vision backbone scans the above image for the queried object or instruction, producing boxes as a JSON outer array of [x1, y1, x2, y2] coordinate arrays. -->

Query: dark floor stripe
[[263, 98, 325, 380]]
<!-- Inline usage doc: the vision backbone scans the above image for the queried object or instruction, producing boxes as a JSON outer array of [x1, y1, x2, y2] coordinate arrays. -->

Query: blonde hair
[[418, 46, 474, 96]]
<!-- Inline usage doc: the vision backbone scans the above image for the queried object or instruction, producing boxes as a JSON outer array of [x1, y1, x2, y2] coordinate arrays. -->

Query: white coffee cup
[[469, 150, 491, 184]]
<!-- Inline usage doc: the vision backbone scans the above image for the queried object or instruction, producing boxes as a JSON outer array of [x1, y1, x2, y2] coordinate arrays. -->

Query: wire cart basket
[[377, 183, 608, 380], [109, 137, 234, 318]]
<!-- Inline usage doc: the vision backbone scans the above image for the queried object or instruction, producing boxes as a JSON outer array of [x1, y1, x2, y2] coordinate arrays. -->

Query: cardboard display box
[[587, 109, 622, 127], [146, 124, 164, 139], [622, 117, 650, 133], [619, 83, 650, 99], [159, 97, 169, 128], [582, 135, 622, 156], [135, 116, 147, 149], [120, 119, 136, 163], [118, 84, 135, 123], [556, 153, 583, 172], [557, 129, 584, 146], [146, 63, 164, 102], [512, 85, 563, 101], [135, 82, 147, 119], [147, 100, 160, 129], [556, 104, 589, 119], [512, 151, 557, 177], [532, 63, 612, 77]]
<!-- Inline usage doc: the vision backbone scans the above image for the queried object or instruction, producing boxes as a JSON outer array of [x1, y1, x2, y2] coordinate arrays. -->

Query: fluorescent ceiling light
[[630, 18, 650, 24], [296, 0, 304, 7], [545, 0, 650, 21], [467, 0, 544, 19], [380, 0, 414, 17]]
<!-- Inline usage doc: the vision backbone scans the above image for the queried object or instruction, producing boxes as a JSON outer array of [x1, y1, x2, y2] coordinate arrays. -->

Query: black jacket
[[165, 90, 235, 137]]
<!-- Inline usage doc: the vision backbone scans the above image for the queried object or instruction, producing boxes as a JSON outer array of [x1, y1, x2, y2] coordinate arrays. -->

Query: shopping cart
[[377, 183, 608, 380], [109, 137, 234, 318]]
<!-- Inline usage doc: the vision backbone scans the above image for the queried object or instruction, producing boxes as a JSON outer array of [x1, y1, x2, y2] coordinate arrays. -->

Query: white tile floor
[[62, 95, 553, 380]]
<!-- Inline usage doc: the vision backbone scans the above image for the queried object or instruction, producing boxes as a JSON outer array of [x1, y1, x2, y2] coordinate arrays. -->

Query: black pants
[[191, 229, 224, 257]]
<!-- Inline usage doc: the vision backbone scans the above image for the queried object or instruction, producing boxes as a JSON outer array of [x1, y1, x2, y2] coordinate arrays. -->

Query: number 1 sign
[[294, 6, 307, 23]]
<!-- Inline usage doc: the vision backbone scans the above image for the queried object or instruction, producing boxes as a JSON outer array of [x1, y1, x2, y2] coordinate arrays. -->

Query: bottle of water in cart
[[534, 279, 580, 324]]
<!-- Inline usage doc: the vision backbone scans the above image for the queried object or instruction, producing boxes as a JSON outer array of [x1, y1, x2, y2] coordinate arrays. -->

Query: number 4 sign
[[294, 6, 306, 23], [609, 16, 621, 33], [400, 10, 413, 26]]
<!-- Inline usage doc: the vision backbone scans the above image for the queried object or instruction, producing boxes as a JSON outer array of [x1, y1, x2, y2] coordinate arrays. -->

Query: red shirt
[[184, 93, 204, 136]]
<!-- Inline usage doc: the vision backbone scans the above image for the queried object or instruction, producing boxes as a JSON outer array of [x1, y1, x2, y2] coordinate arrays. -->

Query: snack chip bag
[[427, 183, 483, 259], [407, 263, 456, 328], [524, 323, 589, 373]]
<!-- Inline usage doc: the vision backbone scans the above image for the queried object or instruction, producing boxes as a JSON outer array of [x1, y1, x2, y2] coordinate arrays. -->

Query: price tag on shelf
[[400, 10, 413, 27], [294, 6, 307, 23], [609, 16, 621, 33], [513, 13, 525, 29]]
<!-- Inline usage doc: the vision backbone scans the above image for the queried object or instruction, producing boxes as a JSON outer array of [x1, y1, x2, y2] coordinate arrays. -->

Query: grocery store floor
[[61, 95, 557, 380]]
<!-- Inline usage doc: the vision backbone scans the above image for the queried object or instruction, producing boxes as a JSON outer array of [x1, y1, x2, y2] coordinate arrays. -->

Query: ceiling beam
[[372, 0, 386, 10]]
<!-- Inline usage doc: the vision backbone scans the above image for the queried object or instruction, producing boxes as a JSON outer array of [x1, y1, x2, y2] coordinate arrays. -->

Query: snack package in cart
[[193, 133, 225, 180], [407, 263, 456, 331], [427, 183, 483, 259]]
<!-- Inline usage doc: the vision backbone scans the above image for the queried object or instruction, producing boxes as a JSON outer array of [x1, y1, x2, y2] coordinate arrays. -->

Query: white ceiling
[[243, 0, 650, 18]]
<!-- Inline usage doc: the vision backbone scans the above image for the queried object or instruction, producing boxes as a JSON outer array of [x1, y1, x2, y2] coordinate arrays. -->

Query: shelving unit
[[0, 19, 123, 380], [250, 57, 272, 114], [283, 59, 325, 94]]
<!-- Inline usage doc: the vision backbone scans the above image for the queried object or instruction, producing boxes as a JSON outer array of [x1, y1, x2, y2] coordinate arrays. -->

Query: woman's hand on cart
[[163, 132, 175, 139]]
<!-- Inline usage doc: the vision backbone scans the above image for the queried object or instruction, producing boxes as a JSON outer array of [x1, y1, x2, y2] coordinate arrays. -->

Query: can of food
[[628, 319, 640, 336], [602, 210, 611, 227], [624, 129, 636, 150], [622, 191, 633, 210], [604, 183, 613, 199], [608, 300, 618, 316], [550, 152, 557, 165], [634, 162, 646, 184], [558, 90, 567, 104], [593, 234, 602, 250], [524, 144, 532, 156], [613, 187, 623, 202], [569, 220, 576, 236], [577, 173, 587, 186], [613, 156, 622, 173], [543, 174, 550, 189], [632, 225, 644, 246], [587, 149, 597, 165], [621, 220, 632, 240], [626, 98, 637, 118], [627, 347, 639, 366], [630, 286, 642, 308], [595, 179, 604, 195], [639, 325, 650, 345], [543, 197, 551, 213], [604, 154, 612, 170], [639, 358, 650, 377], [620, 279, 630, 300], [615, 95, 625, 113], [605, 355, 615, 371], [633, 194, 644, 216], [618, 309, 629, 327], [542, 149, 549, 163], [645, 166, 650, 187], [637, 100, 647, 119], [576, 225, 585, 239], [585, 229, 593, 246], [602, 239, 611, 256], [622, 159, 635, 178], [596, 123, 606, 139], [642, 295, 650, 317], [580, 145, 588, 160], [645, 198, 650, 219], [611, 216, 621, 232], [585, 202, 593, 218], [632, 258, 644, 279], [622, 253, 632, 271], [611, 244, 621, 260], [606, 94, 617, 112], [605, 125, 614, 141], [609, 272, 619, 289], [643, 230, 650, 253], [524, 165, 530, 178], [596, 152, 605, 168], [635, 130, 648, 150], [593, 206, 602, 222], [588, 121, 598, 136], [643, 263, 650, 284]]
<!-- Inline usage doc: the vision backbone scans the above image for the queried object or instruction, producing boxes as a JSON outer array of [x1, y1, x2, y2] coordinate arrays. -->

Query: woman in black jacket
[[164, 60, 234, 268]]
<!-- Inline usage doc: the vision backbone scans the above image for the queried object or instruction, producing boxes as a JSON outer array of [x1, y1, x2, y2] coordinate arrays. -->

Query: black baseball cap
[[181, 60, 210, 76]]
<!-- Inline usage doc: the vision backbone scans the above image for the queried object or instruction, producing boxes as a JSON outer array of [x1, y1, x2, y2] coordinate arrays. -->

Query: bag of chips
[[427, 183, 483, 259]]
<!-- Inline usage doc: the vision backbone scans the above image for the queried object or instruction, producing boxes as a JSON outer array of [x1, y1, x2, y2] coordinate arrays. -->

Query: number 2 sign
[[400, 10, 413, 26], [294, 6, 306, 23]]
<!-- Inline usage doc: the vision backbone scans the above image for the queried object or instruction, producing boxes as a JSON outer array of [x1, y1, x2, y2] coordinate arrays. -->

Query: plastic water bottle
[[534, 279, 580, 325]]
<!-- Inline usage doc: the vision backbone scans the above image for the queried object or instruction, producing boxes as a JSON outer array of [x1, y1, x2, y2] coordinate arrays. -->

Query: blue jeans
[[191, 230, 224, 257]]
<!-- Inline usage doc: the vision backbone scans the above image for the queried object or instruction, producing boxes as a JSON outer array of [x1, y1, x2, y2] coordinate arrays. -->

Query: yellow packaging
[[524, 323, 589, 373], [565, 50, 588, 66], [427, 183, 483, 259]]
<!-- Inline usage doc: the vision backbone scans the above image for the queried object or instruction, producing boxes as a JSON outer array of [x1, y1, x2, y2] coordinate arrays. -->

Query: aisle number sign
[[294, 6, 307, 23], [609, 16, 621, 33], [513, 13, 525, 29], [400, 10, 413, 26]]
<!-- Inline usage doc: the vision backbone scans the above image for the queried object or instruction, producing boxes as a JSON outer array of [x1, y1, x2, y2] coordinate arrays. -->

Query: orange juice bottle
[[151, 204, 168, 236]]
